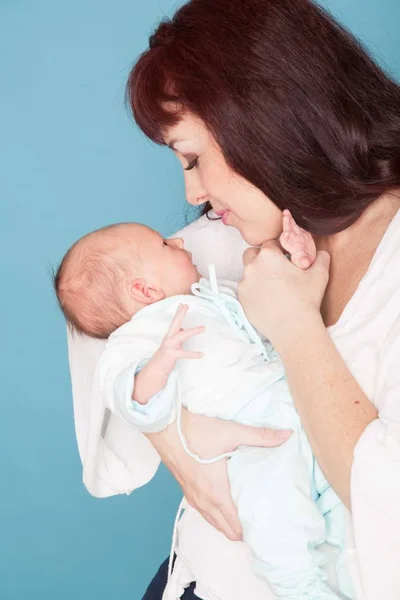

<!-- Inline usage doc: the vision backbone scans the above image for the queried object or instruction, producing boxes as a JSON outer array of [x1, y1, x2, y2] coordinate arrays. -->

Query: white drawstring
[[175, 374, 235, 465], [192, 265, 273, 361], [167, 496, 187, 582]]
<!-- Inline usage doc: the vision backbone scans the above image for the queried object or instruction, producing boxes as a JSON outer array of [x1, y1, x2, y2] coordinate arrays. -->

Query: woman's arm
[[238, 242, 377, 507], [147, 409, 291, 540], [274, 312, 377, 507]]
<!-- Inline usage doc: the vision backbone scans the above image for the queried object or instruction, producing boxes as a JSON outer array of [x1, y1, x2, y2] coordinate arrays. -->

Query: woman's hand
[[238, 240, 331, 351], [147, 409, 291, 541]]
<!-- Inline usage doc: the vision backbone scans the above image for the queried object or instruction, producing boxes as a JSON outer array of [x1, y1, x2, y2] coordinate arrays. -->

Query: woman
[[69, 0, 400, 598], [127, 0, 400, 597]]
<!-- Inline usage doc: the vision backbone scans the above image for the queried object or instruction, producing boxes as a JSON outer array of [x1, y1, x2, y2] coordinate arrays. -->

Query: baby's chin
[[175, 271, 202, 295], [194, 268, 202, 282]]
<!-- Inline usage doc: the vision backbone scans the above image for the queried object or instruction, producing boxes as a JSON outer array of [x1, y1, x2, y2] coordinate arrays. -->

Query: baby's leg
[[280, 209, 317, 269], [228, 432, 340, 599]]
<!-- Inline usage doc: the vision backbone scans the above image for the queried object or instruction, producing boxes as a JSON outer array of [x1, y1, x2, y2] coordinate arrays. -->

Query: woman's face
[[164, 113, 283, 246]]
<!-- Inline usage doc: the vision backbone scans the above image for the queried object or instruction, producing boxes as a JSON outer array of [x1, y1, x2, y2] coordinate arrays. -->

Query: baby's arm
[[100, 304, 204, 434], [279, 209, 317, 269], [133, 304, 205, 404]]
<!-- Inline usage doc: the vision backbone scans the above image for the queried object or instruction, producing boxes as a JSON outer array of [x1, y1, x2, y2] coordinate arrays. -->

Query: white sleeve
[[101, 354, 179, 434], [351, 319, 400, 600], [66, 213, 248, 498]]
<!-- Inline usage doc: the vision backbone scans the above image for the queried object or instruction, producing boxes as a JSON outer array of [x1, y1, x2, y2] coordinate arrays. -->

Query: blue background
[[1, 1, 399, 598]]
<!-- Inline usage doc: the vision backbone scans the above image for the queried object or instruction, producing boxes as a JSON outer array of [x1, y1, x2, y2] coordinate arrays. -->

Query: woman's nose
[[184, 174, 208, 206]]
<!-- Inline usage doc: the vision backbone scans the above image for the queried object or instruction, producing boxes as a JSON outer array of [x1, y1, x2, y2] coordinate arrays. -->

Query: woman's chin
[[239, 227, 267, 247], [225, 216, 277, 246], [240, 223, 282, 247]]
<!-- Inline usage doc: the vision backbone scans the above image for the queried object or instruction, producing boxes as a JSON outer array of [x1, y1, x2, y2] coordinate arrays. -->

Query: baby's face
[[131, 224, 201, 296]]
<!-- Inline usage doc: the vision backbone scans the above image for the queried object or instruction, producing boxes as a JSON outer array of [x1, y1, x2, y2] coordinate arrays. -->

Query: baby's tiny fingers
[[282, 213, 291, 233], [293, 219, 301, 235], [286, 210, 300, 234], [167, 304, 189, 335], [176, 325, 206, 343], [280, 230, 290, 245]]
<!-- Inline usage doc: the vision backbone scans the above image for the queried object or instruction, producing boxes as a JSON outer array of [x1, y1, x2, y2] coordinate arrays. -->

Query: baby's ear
[[129, 278, 165, 305]]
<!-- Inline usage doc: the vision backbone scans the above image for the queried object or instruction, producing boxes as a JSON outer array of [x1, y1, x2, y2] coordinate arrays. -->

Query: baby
[[54, 212, 351, 600]]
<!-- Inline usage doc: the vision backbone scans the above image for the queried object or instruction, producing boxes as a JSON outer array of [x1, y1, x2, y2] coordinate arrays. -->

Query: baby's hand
[[133, 304, 205, 404], [153, 304, 205, 374], [279, 209, 317, 269]]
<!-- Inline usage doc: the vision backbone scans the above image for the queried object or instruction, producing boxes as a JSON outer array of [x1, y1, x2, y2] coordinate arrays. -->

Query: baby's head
[[54, 223, 200, 339]]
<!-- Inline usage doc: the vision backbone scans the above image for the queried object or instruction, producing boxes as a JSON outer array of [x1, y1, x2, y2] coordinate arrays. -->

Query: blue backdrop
[[1, 1, 399, 598]]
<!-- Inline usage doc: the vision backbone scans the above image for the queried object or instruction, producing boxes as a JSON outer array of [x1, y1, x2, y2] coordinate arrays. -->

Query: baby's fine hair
[[53, 224, 134, 339]]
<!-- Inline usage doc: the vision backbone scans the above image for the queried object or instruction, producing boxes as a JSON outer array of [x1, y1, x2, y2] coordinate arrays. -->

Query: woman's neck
[[313, 192, 400, 327], [314, 192, 400, 255]]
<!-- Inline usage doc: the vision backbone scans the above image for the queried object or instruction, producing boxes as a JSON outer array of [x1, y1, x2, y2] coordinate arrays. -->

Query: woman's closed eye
[[184, 157, 199, 171]]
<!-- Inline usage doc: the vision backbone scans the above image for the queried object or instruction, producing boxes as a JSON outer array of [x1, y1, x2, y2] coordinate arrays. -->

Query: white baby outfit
[[97, 268, 349, 600]]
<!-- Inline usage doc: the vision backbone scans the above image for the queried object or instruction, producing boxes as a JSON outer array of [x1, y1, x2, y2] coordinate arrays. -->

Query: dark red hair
[[126, 0, 400, 234]]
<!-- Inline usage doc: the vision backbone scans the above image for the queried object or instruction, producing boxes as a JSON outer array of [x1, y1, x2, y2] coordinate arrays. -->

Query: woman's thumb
[[313, 249, 331, 271], [242, 247, 259, 267]]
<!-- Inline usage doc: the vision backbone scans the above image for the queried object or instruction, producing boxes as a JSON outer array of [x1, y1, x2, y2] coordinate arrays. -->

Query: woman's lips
[[222, 211, 230, 225], [215, 209, 230, 225]]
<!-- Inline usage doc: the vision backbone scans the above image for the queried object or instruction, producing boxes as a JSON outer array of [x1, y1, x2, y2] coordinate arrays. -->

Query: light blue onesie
[[100, 268, 355, 600]]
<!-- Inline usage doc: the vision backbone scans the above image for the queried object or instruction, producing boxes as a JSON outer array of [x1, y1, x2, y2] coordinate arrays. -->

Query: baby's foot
[[279, 209, 317, 270]]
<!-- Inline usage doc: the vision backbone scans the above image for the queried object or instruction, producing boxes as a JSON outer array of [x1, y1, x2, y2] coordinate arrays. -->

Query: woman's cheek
[[207, 167, 227, 197]]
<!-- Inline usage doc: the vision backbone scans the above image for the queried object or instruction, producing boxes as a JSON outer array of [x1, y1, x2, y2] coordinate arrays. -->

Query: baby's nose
[[172, 237, 184, 249]]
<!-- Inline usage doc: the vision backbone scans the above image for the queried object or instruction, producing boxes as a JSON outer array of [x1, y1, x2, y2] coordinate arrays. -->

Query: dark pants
[[142, 557, 201, 599]]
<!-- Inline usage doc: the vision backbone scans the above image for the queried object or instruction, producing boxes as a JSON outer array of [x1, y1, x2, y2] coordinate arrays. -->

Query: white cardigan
[[67, 212, 400, 600]]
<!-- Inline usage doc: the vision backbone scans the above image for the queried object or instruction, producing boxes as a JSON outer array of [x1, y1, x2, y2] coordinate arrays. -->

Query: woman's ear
[[128, 278, 165, 305]]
